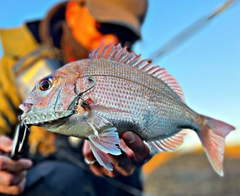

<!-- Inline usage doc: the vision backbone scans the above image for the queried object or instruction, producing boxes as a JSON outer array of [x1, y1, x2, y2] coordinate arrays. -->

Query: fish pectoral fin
[[85, 111, 113, 136], [88, 127, 121, 155], [87, 120, 99, 137], [89, 141, 113, 171], [86, 112, 121, 170], [88, 111, 114, 131], [88, 127, 121, 170], [147, 129, 190, 153]]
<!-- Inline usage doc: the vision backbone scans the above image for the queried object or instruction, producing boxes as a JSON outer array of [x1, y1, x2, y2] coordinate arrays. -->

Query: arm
[[83, 131, 152, 177]]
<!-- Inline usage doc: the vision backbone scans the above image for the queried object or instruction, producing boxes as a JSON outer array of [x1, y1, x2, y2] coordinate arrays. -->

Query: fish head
[[19, 63, 90, 127]]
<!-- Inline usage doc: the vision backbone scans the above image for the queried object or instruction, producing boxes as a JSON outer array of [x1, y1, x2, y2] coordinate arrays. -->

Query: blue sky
[[0, 0, 239, 128]]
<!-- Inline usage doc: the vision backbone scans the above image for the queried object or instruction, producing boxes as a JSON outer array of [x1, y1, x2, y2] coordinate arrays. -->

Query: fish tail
[[197, 116, 235, 176]]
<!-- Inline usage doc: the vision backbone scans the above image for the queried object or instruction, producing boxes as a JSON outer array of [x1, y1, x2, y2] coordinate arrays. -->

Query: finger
[[89, 164, 103, 176], [83, 141, 114, 177], [83, 141, 103, 176], [83, 141, 119, 177], [119, 139, 134, 157], [0, 136, 13, 153], [0, 178, 26, 195], [18, 176, 26, 193], [89, 163, 118, 178], [13, 171, 26, 185], [106, 140, 136, 176], [122, 131, 151, 164], [89, 163, 107, 176], [83, 140, 95, 162], [85, 138, 136, 176], [0, 171, 26, 186], [110, 155, 134, 176], [0, 156, 32, 172], [0, 170, 13, 185]]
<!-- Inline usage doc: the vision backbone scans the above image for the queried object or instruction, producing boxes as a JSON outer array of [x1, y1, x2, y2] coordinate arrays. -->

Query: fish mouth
[[19, 103, 32, 113], [20, 103, 75, 126], [20, 111, 75, 127]]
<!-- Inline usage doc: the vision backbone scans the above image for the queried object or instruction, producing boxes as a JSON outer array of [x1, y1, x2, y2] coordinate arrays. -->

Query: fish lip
[[19, 102, 32, 113], [19, 102, 33, 122]]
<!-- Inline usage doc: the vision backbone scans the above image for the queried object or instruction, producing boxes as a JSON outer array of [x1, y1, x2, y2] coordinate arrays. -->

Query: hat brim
[[87, 0, 141, 37]]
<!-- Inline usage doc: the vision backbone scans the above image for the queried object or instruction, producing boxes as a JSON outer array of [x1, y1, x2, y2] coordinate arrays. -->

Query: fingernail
[[124, 132, 135, 143], [22, 159, 33, 168]]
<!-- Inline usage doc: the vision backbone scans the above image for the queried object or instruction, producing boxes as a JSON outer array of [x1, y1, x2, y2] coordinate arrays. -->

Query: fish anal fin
[[89, 44, 184, 102], [148, 129, 190, 153]]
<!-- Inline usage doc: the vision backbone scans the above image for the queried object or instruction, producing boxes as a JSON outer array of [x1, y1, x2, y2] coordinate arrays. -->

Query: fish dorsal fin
[[147, 129, 190, 153], [89, 44, 184, 102]]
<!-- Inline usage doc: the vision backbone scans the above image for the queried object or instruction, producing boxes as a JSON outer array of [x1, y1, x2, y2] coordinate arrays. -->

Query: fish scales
[[19, 44, 235, 175], [78, 58, 182, 102], [74, 58, 197, 140]]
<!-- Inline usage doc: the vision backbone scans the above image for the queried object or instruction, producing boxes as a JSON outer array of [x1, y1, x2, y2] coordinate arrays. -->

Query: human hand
[[0, 136, 32, 195], [83, 131, 151, 177]]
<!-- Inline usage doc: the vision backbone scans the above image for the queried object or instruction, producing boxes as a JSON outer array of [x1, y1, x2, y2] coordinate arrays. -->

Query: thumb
[[0, 136, 13, 153]]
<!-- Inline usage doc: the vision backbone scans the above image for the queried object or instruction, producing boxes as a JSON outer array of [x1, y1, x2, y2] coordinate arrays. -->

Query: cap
[[39, 0, 148, 53], [86, 0, 148, 37]]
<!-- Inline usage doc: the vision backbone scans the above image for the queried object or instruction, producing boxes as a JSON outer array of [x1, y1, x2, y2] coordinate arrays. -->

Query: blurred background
[[0, 0, 239, 195]]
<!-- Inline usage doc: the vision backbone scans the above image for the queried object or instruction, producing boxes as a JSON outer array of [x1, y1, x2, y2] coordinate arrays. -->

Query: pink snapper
[[19, 44, 235, 175]]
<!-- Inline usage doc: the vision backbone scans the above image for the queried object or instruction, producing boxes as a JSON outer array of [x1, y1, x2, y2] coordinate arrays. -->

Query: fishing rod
[[150, 0, 237, 62]]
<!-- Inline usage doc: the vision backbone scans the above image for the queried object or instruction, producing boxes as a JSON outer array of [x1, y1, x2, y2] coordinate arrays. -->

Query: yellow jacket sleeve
[[0, 25, 57, 157], [0, 56, 21, 134], [0, 25, 39, 135]]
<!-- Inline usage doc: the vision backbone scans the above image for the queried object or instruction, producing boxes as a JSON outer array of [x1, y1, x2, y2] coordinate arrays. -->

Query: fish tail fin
[[197, 116, 235, 176]]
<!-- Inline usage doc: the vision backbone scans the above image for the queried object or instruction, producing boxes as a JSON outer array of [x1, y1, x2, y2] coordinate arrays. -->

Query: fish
[[19, 44, 235, 176]]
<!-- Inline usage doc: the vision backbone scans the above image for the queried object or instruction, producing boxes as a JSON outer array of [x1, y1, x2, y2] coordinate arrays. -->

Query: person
[[0, 0, 152, 195]]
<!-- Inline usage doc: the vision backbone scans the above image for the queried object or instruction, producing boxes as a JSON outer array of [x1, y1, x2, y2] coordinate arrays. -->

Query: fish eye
[[38, 77, 53, 91]]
